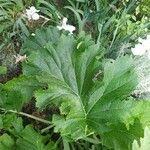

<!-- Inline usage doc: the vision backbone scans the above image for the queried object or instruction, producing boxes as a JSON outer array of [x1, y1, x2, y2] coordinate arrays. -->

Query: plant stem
[[97, 23, 103, 45], [55, 137, 62, 147], [109, 21, 119, 50], [41, 124, 55, 133], [0, 108, 52, 125]]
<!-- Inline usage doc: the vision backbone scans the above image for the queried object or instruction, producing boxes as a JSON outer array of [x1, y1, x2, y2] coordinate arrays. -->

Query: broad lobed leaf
[[22, 27, 150, 148], [2, 26, 150, 150], [22, 27, 141, 143]]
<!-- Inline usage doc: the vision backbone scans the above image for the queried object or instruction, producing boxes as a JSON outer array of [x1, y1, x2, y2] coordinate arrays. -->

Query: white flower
[[26, 6, 40, 21], [131, 35, 150, 59], [131, 44, 146, 56], [31, 33, 35, 36], [14, 54, 27, 64], [144, 17, 148, 20], [57, 17, 76, 34], [32, 13, 40, 20], [89, 9, 93, 13]]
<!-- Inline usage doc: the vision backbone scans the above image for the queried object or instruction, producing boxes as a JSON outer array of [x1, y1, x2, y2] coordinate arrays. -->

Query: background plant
[[0, 0, 149, 69], [0, 0, 60, 70]]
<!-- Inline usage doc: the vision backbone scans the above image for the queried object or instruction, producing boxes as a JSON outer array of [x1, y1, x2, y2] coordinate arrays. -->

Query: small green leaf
[[16, 125, 57, 150]]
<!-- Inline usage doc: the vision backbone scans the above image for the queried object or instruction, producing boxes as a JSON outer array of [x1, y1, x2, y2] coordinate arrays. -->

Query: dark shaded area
[[0, 64, 22, 84]]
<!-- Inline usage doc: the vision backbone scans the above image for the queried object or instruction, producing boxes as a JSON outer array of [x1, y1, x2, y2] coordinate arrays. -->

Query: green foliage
[[0, 114, 57, 150], [0, 0, 28, 35], [63, 0, 149, 58], [0, 0, 149, 149], [0, 26, 147, 149], [0, 0, 61, 69], [37, 0, 61, 22], [132, 127, 150, 150], [3, 76, 42, 103], [0, 89, 23, 111], [0, 75, 43, 111], [1, 0, 149, 70], [16, 125, 56, 150], [0, 133, 15, 150], [137, 0, 150, 15]]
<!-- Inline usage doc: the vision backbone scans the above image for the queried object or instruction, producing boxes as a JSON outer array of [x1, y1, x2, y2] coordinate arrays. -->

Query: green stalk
[[97, 23, 103, 45], [41, 124, 55, 133], [0, 108, 52, 125]]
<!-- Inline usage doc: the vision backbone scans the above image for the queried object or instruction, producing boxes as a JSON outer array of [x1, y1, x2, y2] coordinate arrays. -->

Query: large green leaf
[[20, 26, 147, 149], [25, 33, 97, 140], [2, 26, 148, 149]]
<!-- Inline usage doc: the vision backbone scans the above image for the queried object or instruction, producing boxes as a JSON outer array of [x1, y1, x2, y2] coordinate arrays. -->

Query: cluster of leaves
[[0, 0, 60, 69], [136, 0, 150, 16], [66, 0, 149, 58], [0, 113, 56, 150], [0, 0, 60, 36], [0, 26, 150, 149]]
